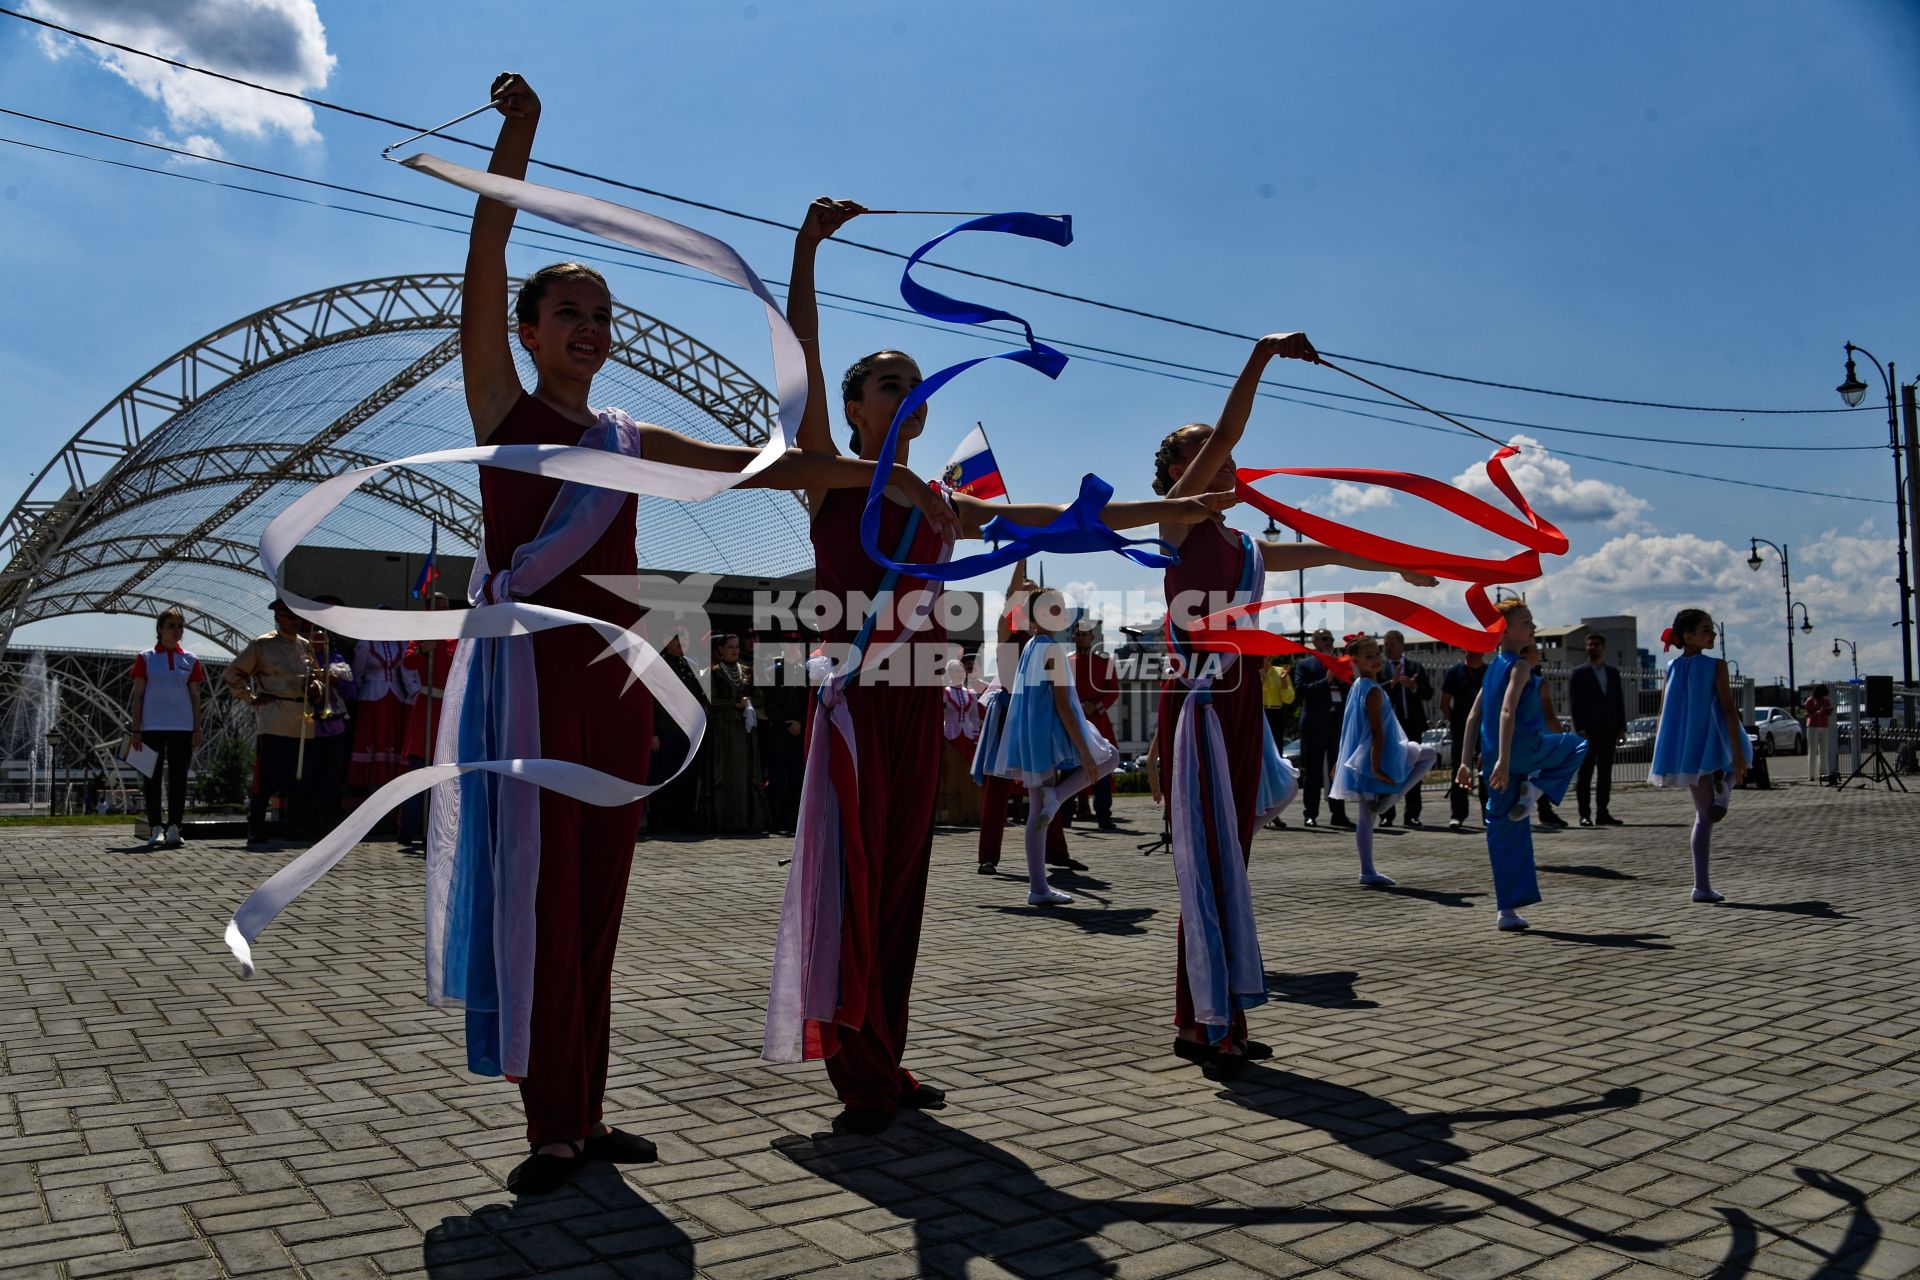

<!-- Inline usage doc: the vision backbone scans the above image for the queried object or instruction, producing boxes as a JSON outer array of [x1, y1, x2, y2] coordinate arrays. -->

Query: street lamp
[[1835, 343, 1915, 689], [1748, 537, 1798, 700], [1262, 512, 1308, 644], [1791, 601, 1813, 634], [1832, 637, 1859, 682], [1494, 586, 1526, 603]]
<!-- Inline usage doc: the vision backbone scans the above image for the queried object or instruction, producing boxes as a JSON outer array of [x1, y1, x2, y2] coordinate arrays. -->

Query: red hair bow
[[1660, 627, 1675, 652]]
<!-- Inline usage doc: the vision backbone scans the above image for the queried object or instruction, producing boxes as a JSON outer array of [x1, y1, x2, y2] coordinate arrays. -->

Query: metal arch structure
[[0, 273, 786, 658]]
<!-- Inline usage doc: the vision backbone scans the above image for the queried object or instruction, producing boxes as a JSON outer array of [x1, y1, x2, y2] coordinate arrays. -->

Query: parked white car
[[1748, 707, 1803, 756]]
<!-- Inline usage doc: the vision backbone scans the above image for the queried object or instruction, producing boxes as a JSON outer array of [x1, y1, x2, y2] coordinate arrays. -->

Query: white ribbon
[[226, 156, 816, 977]]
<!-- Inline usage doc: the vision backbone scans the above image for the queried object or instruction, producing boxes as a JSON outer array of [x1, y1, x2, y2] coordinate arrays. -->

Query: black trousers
[[1299, 712, 1347, 823], [142, 730, 193, 828], [248, 734, 303, 836], [764, 745, 803, 833], [1447, 724, 1485, 823], [1576, 734, 1617, 819]]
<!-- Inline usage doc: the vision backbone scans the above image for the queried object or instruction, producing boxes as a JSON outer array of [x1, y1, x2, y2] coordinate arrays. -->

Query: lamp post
[[1263, 513, 1307, 644], [1832, 637, 1859, 682], [1748, 538, 1798, 702], [1791, 601, 1813, 636], [1836, 344, 1915, 689], [1494, 586, 1525, 604]]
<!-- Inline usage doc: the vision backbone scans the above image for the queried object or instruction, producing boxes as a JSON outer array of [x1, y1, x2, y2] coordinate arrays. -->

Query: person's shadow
[[775, 1111, 1469, 1278], [1522, 930, 1675, 950], [1710, 1167, 1880, 1279], [1214, 1066, 1664, 1253], [1372, 884, 1481, 909], [978, 904, 1158, 935], [1712, 900, 1848, 920], [1537, 863, 1638, 881], [1264, 969, 1380, 1009], [422, 1163, 692, 1277]]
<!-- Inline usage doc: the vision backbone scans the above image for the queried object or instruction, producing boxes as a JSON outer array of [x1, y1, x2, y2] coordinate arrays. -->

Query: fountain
[[1, 652, 63, 813]]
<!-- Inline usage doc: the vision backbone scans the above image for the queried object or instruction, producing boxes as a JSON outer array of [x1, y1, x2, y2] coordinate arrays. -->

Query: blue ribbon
[[859, 213, 1180, 580]]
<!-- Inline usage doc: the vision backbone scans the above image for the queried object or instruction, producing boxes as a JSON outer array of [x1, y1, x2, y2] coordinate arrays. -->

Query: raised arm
[[789, 199, 863, 463], [462, 73, 539, 444], [638, 430, 960, 544], [1166, 332, 1317, 501], [1261, 540, 1438, 587], [948, 490, 1235, 541]]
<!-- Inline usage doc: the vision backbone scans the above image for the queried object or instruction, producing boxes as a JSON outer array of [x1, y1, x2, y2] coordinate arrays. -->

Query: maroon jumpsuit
[[810, 488, 945, 1113], [1157, 524, 1266, 1043], [479, 394, 654, 1147]]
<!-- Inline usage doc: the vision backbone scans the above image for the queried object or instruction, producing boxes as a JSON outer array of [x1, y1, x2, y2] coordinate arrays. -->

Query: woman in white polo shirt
[[128, 608, 205, 849]]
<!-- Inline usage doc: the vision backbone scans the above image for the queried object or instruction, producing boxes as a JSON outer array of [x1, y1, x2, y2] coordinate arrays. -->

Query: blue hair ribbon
[[858, 214, 1179, 580]]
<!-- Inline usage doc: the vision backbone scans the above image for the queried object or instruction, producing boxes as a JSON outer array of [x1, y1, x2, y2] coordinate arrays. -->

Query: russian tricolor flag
[[940, 423, 1007, 500], [412, 525, 440, 599]]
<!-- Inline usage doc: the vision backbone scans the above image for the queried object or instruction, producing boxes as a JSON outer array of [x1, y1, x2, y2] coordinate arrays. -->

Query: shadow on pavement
[[1709, 1167, 1879, 1279], [1263, 969, 1380, 1009], [423, 1163, 692, 1278], [976, 905, 1156, 935], [1373, 884, 1481, 909], [1537, 863, 1638, 880], [776, 1110, 1469, 1278], [1522, 929, 1675, 950], [1713, 900, 1849, 920], [1216, 1069, 1664, 1254]]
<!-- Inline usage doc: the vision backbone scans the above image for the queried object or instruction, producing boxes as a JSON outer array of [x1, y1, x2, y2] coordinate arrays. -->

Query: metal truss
[[0, 274, 783, 658], [0, 645, 250, 788]]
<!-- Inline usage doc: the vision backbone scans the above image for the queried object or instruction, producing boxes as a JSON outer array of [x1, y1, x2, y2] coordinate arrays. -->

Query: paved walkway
[[2, 779, 1917, 1279]]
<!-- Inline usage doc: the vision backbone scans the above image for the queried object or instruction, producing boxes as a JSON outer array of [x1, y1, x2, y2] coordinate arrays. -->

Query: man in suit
[[1376, 629, 1434, 827], [1294, 628, 1352, 829], [1439, 647, 1488, 829], [1568, 633, 1628, 826]]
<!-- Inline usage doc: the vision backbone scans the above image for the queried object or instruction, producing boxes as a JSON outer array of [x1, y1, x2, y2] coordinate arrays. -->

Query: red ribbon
[[1187, 446, 1566, 667]]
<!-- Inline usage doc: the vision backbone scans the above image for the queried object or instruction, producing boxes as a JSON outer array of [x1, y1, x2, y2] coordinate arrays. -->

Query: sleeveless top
[[479, 394, 640, 626], [1478, 649, 1545, 765], [1163, 523, 1249, 653], [809, 487, 947, 650]]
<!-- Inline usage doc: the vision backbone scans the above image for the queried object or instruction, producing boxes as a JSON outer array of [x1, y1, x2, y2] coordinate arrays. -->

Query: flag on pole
[[939, 422, 1008, 500], [412, 525, 440, 599]]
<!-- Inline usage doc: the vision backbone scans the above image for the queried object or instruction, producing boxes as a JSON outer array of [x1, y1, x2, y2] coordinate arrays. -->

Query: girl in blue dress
[[978, 588, 1119, 905], [1329, 634, 1437, 887], [1456, 599, 1587, 930], [1648, 608, 1750, 902]]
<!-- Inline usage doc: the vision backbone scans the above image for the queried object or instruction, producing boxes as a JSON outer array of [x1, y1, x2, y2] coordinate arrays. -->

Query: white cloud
[[1452, 434, 1649, 530], [1305, 481, 1394, 517], [1523, 524, 1909, 682], [26, 0, 336, 145]]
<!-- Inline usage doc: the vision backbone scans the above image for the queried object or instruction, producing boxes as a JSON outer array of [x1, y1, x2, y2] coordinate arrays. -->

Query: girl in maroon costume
[[790, 199, 1234, 1130], [467, 78, 957, 1195], [1154, 333, 1435, 1077]]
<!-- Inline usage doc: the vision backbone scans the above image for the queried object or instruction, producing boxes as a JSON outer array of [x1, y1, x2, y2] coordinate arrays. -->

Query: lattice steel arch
[[0, 273, 785, 657]]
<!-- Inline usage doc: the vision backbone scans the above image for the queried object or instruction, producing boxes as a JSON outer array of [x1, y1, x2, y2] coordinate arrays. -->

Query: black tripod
[[1838, 724, 1906, 792]]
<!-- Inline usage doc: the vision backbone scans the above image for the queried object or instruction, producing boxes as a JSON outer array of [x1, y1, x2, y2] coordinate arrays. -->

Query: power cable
[[0, 105, 1882, 456], [0, 4, 1876, 417]]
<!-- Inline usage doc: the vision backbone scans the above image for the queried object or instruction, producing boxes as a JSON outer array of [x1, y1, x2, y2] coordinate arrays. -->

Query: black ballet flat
[[1201, 1051, 1248, 1082], [900, 1083, 946, 1110], [506, 1140, 583, 1196], [1240, 1040, 1274, 1061], [976, 861, 999, 875], [833, 1107, 893, 1136], [1172, 1038, 1212, 1063], [583, 1128, 657, 1165]]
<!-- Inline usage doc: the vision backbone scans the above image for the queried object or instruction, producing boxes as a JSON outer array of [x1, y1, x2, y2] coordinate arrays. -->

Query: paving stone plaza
[[1, 779, 1916, 1279]]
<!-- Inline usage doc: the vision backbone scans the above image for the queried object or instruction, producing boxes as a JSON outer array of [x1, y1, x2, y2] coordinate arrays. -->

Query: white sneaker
[[1496, 909, 1530, 931], [1027, 888, 1074, 906], [1447, 818, 1463, 830], [163, 824, 182, 848], [148, 832, 163, 850], [1358, 872, 1397, 887], [1691, 887, 1724, 903]]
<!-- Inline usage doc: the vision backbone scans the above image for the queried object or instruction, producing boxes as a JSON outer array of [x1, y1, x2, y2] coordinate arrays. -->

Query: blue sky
[[2, 0, 1917, 683]]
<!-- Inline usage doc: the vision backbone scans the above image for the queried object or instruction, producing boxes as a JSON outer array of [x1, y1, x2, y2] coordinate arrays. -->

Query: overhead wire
[[0, 130, 1894, 507], [0, 3, 1876, 418], [0, 105, 1883, 457]]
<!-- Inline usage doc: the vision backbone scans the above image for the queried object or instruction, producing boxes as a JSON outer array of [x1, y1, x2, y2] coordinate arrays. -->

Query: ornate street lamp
[[1835, 343, 1915, 690], [1832, 637, 1859, 682], [1748, 538, 1798, 700]]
